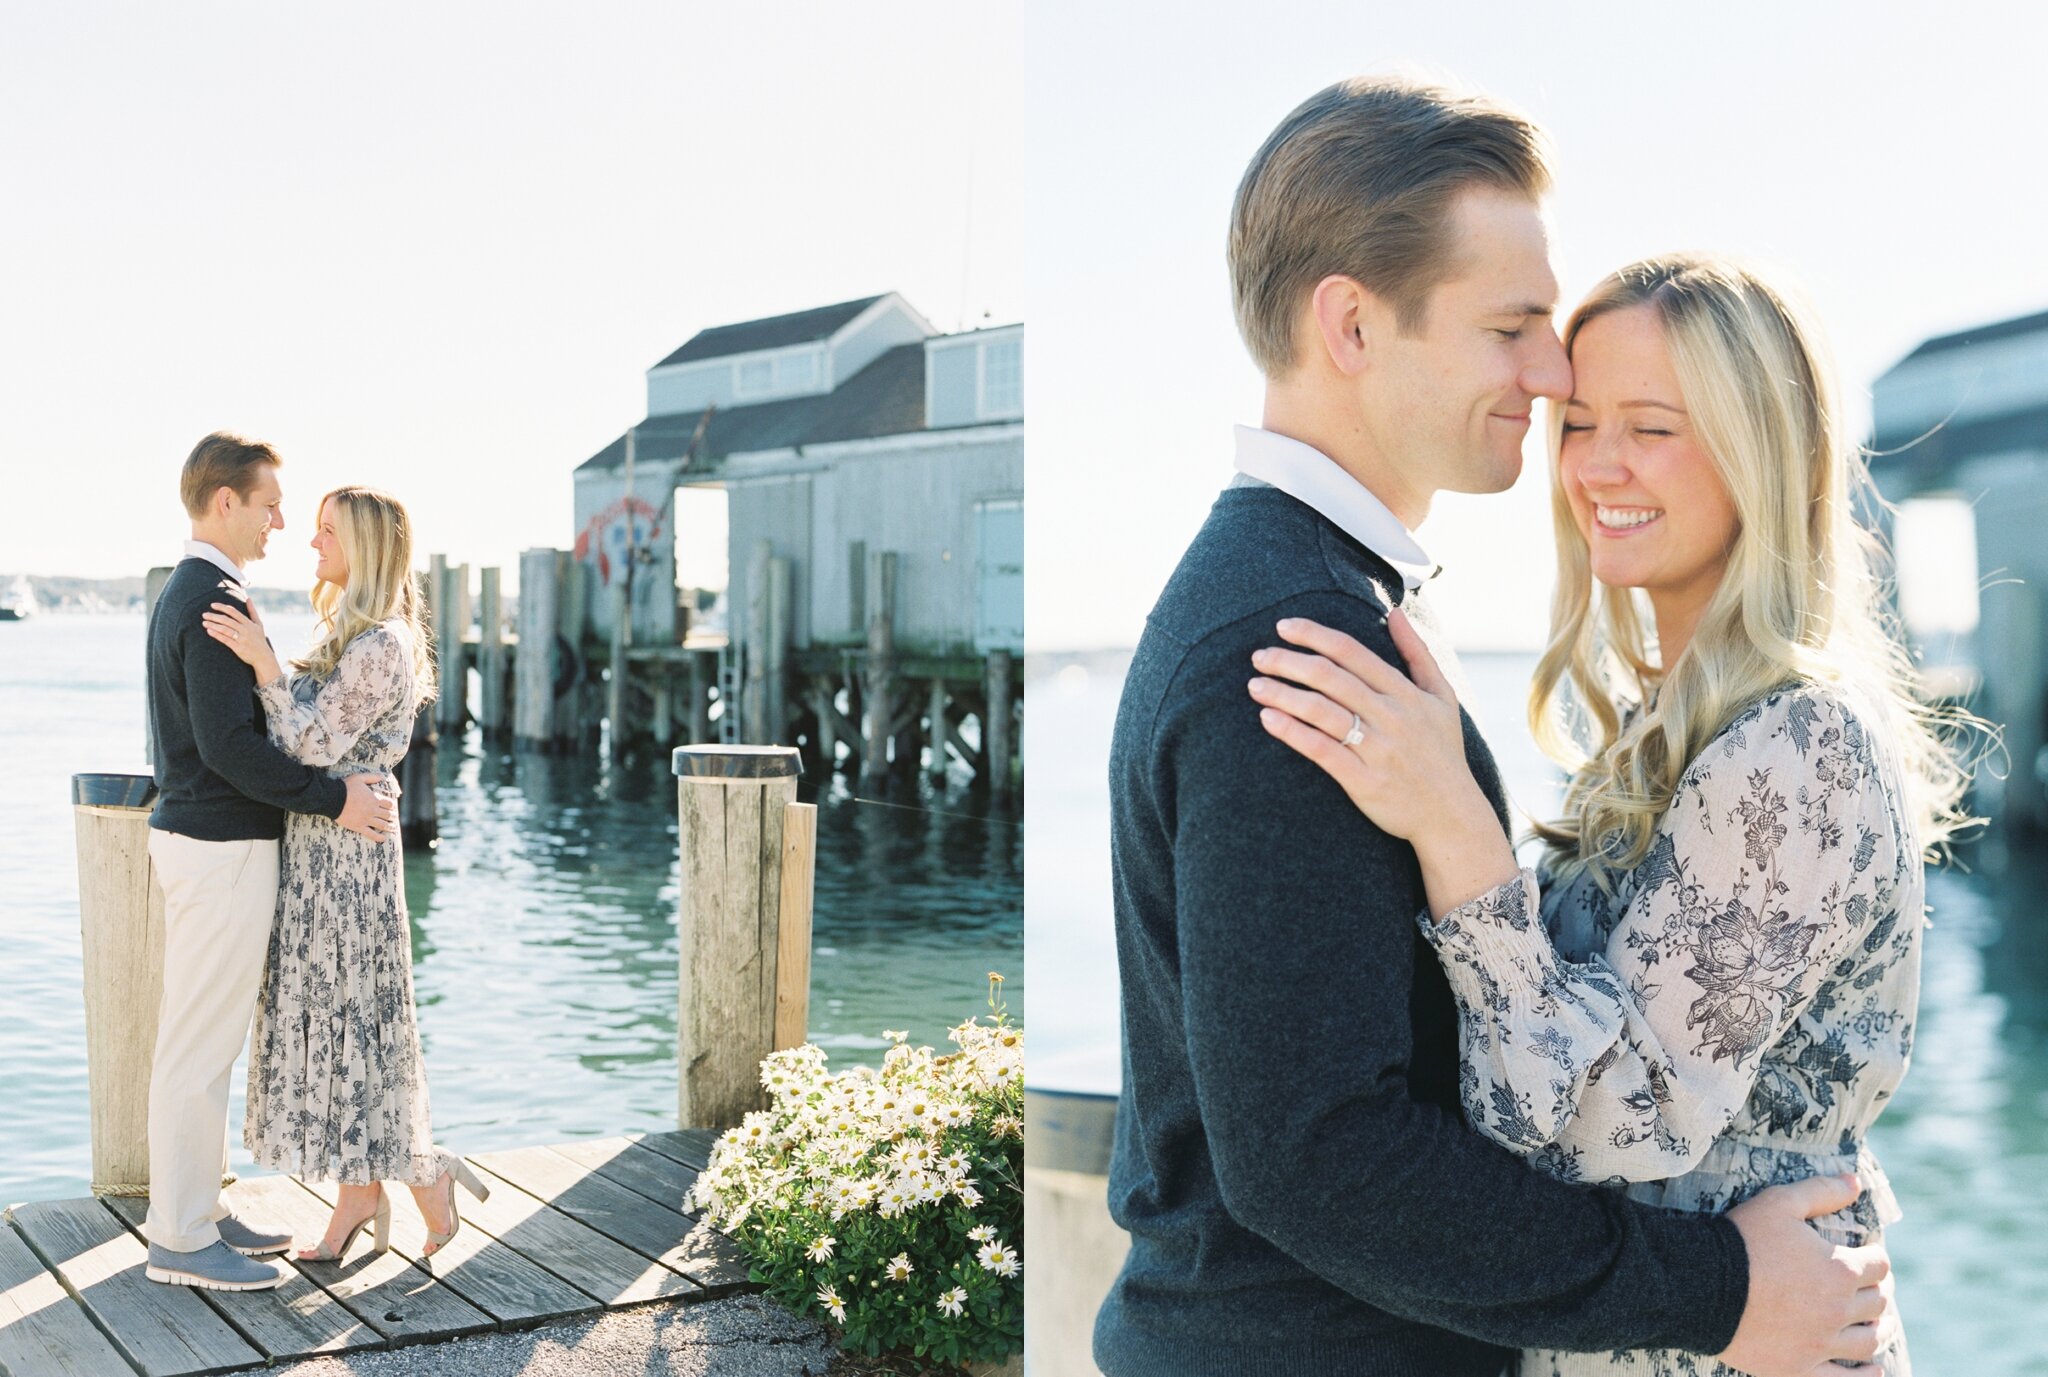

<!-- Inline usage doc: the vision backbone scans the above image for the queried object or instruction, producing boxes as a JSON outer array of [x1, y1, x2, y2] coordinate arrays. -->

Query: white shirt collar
[[183, 539, 245, 585], [1231, 425, 1436, 591]]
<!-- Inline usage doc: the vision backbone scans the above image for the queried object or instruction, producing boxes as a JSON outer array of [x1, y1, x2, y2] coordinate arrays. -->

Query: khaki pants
[[142, 830, 280, 1253]]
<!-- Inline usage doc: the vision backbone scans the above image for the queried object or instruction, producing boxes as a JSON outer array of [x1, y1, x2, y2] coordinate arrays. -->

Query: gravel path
[[265, 1294, 840, 1377]]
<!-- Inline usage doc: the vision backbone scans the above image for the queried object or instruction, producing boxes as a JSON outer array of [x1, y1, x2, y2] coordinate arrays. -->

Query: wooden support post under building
[[608, 580, 630, 761], [515, 548, 560, 750], [688, 650, 712, 746], [765, 555, 791, 746], [650, 660, 673, 747], [986, 648, 1015, 794], [860, 551, 897, 793], [673, 745, 814, 1130], [1998, 583, 2047, 831], [744, 540, 771, 744], [927, 679, 950, 784], [71, 773, 169, 1197], [813, 676, 839, 777], [559, 558, 592, 743], [478, 566, 506, 736]]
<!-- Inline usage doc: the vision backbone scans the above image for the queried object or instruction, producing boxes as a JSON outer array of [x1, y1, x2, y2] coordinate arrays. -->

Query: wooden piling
[[927, 679, 950, 783], [478, 566, 506, 736], [986, 648, 1015, 793], [608, 581, 630, 761], [143, 567, 173, 767], [559, 558, 592, 742], [774, 803, 817, 1051], [437, 558, 467, 732], [765, 555, 791, 746], [673, 745, 809, 1129], [860, 551, 898, 792], [70, 773, 166, 1197], [744, 540, 771, 744], [515, 548, 561, 750], [687, 651, 712, 746]]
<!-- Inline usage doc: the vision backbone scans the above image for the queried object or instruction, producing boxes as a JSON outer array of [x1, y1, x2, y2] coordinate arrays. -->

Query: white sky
[[1024, 1, 2048, 651], [0, 2, 1021, 590]]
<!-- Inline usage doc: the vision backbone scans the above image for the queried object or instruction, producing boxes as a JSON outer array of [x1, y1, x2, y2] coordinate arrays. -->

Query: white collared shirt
[[183, 539, 245, 586], [1231, 425, 1437, 591]]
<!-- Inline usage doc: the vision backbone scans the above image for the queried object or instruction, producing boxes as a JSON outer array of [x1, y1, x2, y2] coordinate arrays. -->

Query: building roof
[[1885, 306, 2048, 370], [652, 295, 887, 368], [579, 341, 931, 474]]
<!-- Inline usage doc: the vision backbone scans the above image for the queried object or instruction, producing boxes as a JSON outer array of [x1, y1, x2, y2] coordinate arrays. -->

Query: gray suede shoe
[[145, 1240, 286, 1290], [214, 1213, 293, 1257]]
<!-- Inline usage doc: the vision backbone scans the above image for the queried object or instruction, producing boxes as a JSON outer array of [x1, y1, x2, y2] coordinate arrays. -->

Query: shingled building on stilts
[[571, 293, 1023, 797]]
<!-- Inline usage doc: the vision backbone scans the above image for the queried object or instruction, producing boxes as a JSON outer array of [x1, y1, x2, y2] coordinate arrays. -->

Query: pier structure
[[1869, 307, 2048, 830], [563, 293, 1024, 798], [13, 754, 821, 1375]]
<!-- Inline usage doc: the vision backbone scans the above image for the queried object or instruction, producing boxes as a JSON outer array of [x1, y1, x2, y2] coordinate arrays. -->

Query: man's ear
[[1307, 275, 1377, 378]]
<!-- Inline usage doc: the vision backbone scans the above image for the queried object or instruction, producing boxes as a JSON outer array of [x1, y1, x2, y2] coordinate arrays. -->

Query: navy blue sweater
[[1094, 487, 1748, 1376], [147, 557, 346, 840]]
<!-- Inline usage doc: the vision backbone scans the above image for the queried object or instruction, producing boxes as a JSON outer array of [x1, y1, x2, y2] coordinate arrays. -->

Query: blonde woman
[[1248, 255, 1975, 1375], [202, 486, 490, 1265]]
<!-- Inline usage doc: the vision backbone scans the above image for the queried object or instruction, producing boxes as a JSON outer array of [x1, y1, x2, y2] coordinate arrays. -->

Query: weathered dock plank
[[417, 1157, 701, 1307], [6, 1197, 262, 1377], [471, 1146, 748, 1293], [295, 1173, 598, 1329], [540, 1137, 752, 1287], [633, 1128, 718, 1170], [226, 1175, 494, 1348], [101, 1194, 380, 1363], [0, 1221, 136, 1377], [547, 1134, 702, 1213]]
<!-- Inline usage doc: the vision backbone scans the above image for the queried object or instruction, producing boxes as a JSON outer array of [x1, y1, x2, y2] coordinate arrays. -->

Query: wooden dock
[[0, 1129, 752, 1377]]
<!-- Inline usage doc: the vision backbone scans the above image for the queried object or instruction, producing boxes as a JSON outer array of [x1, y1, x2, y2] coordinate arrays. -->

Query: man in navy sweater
[[1094, 79, 1894, 1376], [141, 432, 399, 1292]]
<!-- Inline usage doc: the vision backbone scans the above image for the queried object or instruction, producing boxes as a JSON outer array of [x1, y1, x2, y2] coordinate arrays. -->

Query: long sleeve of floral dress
[[1418, 684, 1922, 1190], [255, 622, 411, 770]]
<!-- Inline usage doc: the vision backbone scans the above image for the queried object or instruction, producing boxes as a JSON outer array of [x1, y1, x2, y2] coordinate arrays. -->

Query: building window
[[775, 351, 818, 390], [737, 358, 774, 396], [980, 335, 1021, 418]]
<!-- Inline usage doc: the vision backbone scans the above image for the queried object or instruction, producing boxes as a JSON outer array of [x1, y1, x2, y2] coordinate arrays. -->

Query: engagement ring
[[1342, 713, 1364, 747]]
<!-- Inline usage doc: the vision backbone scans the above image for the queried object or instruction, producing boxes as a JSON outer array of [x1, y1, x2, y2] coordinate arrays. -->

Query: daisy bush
[[689, 975, 1024, 1369]]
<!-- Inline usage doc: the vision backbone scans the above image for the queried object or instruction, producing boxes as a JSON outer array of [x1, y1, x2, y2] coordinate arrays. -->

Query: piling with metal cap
[[71, 772, 164, 1196], [673, 744, 817, 1130]]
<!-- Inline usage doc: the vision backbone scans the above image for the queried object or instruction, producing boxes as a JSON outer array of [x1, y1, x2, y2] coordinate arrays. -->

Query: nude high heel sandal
[[421, 1148, 491, 1261], [299, 1190, 390, 1262]]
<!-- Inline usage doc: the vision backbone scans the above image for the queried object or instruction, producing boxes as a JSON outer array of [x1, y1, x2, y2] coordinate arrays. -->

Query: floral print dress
[[242, 619, 441, 1187], [1420, 684, 1920, 1376]]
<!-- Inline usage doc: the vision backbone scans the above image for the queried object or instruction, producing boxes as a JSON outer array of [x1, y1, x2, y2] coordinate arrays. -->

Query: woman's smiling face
[[1559, 302, 1740, 612]]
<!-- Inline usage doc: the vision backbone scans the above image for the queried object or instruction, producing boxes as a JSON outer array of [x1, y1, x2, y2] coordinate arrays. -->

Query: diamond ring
[[1342, 712, 1364, 747]]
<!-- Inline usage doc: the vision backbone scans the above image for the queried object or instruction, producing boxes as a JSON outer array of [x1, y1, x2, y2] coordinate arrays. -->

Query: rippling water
[[0, 613, 1022, 1207], [1027, 650, 2048, 1372]]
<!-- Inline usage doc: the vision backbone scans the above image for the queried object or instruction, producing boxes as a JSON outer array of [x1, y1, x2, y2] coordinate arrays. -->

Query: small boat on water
[[0, 577, 37, 621]]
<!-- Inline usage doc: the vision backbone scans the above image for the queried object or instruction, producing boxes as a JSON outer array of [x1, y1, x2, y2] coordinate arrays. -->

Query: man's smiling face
[[221, 466, 286, 565]]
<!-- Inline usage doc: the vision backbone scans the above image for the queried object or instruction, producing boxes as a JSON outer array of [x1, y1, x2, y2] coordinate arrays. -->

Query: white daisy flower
[[976, 1240, 1020, 1278], [936, 1285, 967, 1318], [805, 1235, 836, 1263], [816, 1284, 846, 1323], [884, 1253, 914, 1282], [967, 1224, 997, 1243]]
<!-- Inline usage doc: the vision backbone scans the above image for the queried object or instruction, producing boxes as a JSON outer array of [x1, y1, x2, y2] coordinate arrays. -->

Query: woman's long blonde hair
[[293, 485, 437, 704], [1527, 253, 1983, 888]]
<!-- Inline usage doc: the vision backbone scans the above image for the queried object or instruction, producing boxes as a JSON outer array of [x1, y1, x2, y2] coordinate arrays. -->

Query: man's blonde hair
[[180, 431, 282, 518], [1228, 75, 1554, 375]]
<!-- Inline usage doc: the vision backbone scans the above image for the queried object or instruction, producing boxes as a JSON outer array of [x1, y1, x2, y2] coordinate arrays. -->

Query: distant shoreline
[[2, 574, 318, 617]]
